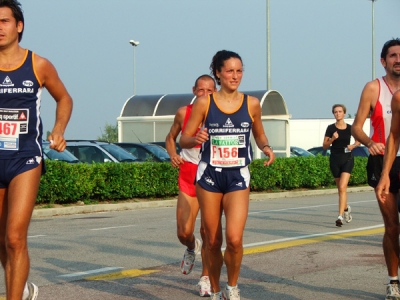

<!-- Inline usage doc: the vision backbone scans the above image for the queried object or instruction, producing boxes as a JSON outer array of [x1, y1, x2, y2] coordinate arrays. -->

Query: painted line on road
[[58, 267, 124, 278], [82, 225, 384, 282], [28, 235, 46, 238], [85, 268, 160, 281], [90, 225, 136, 231], [248, 199, 376, 215], [243, 224, 384, 255]]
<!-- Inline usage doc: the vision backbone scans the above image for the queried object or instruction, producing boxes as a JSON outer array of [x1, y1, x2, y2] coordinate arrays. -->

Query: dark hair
[[209, 50, 242, 86], [0, 0, 24, 42], [381, 38, 400, 60], [332, 104, 346, 114], [194, 74, 216, 89]]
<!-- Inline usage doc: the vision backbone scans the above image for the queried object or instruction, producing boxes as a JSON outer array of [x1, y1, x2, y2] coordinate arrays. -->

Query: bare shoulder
[[362, 79, 379, 98], [32, 53, 58, 85]]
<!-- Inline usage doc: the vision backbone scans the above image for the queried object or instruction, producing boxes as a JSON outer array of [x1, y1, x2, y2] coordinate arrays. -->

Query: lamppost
[[129, 39, 140, 95], [369, 0, 377, 80], [266, 0, 271, 90]]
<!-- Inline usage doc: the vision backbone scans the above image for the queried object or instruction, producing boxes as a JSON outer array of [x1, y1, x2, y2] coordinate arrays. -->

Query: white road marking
[[90, 224, 136, 231], [57, 267, 123, 278], [236, 224, 384, 250]]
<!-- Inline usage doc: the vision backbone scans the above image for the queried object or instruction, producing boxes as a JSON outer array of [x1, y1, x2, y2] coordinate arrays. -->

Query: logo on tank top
[[0, 76, 14, 87], [22, 80, 34, 87], [223, 118, 234, 128]]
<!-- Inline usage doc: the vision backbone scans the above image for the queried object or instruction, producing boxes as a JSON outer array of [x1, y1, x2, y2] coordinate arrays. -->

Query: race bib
[[210, 134, 246, 167], [0, 108, 28, 151]]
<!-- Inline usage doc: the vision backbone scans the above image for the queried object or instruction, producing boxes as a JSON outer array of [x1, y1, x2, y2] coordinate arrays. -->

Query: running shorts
[[329, 153, 354, 178], [196, 161, 250, 194], [0, 156, 45, 188], [367, 155, 400, 193], [178, 161, 198, 197]]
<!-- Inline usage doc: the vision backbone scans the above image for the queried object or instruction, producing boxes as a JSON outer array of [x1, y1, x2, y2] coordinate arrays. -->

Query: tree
[[98, 122, 118, 143]]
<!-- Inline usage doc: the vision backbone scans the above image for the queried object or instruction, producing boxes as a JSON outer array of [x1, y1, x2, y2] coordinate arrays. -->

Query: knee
[[177, 230, 192, 244], [225, 236, 243, 252], [206, 237, 223, 253], [5, 231, 26, 252]]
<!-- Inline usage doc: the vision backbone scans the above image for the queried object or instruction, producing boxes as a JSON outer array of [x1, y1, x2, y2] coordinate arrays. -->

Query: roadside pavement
[[32, 185, 374, 218]]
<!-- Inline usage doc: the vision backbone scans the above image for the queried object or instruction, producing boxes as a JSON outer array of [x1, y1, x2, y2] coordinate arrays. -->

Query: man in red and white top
[[352, 38, 400, 299], [165, 74, 216, 297]]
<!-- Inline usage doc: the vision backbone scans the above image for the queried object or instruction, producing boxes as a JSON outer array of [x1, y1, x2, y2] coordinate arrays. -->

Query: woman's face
[[333, 106, 345, 120], [216, 57, 243, 91]]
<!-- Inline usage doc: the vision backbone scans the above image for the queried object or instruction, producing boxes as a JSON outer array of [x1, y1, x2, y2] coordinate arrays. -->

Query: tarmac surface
[[2, 185, 391, 300]]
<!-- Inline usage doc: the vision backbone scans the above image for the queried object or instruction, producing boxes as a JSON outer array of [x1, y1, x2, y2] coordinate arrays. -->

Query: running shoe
[[335, 216, 343, 227], [26, 282, 38, 300], [222, 286, 240, 300], [344, 205, 352, 223], [386, 282, 400, 299], [197, 276, 211, 297], [210, 291, 223, 300], [180, 238, 201, 275]]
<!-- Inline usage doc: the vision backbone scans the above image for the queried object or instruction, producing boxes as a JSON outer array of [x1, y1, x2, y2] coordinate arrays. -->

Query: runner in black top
[[323, 104, 359, 227]]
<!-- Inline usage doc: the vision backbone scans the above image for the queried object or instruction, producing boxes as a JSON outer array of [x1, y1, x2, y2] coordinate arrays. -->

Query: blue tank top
[[200, 93, 253, 169], [0, 50, 43, 159]]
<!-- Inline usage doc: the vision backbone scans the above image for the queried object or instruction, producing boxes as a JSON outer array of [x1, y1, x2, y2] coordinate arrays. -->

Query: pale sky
[[19, 0, 400, 139]]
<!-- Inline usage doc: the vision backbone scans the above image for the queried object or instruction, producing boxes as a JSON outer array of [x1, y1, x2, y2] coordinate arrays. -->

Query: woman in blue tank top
[[180, 50, 275, 299]]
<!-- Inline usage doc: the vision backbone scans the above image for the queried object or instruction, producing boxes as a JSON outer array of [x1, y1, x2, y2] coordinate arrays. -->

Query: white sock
[[226, 284, 237, 290], [337, 215, 343, 220], [22, 282, 29, 299], [389, 276, 399, 283]]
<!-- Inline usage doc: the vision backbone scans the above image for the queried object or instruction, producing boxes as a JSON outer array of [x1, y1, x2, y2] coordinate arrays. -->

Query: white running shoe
[[344, 205, 352, 223], [26, 282, 38, 300], [197, 276, 211, 297], [386, 282, 400, 300], [210, 291, 223, 300], [222, 286, 240, 300], [180, 238, 202, 275]]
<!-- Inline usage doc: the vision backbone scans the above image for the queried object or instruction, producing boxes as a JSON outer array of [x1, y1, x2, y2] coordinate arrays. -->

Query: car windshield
[[291, 147, 314, 157], [143, 144, 170, 161], [101, 144, 139, 162], [42, 142, 80, 163]]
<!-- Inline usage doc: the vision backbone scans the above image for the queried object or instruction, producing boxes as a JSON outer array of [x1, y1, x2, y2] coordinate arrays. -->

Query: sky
[[18, 0, 400, 140]]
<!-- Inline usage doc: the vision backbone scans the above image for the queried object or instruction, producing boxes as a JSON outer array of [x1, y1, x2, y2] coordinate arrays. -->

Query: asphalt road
[[0, 188, 392, 299]]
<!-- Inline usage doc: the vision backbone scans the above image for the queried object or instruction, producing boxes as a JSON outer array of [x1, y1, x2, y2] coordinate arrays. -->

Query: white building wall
[[289, 119, 370, 150]]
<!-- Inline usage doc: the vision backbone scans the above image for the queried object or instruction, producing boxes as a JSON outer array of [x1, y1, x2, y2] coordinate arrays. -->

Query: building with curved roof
[[118, 90, 290, 158]]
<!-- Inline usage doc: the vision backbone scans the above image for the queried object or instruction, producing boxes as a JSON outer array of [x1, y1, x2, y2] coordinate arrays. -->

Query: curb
[[32, 186, 374, 218]]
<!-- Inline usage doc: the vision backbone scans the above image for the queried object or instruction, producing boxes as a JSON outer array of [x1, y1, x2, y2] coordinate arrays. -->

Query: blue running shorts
[[0, 156, 45, 188], [196, 161, 250, 194]]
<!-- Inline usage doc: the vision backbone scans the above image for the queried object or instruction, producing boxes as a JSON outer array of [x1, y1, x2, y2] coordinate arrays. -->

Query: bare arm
[[249, 96, 275, 166], [351, 80, 384, 155], [165, 106, 185, 167], [35, 54, 73, 152], [376, 91, 400, 201], [179, 96, 209, 149]]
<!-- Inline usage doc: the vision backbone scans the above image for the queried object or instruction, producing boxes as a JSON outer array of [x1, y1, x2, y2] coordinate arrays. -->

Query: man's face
[[382, 45, 400, 77], [0, 7, 22, 47], [192, 78, 216, 98]]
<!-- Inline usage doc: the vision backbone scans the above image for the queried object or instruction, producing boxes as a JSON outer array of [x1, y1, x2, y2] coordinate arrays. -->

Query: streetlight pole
[[129, 39, 140, 95], [369, 0, 377, 80], [266, 0, 271, 90]]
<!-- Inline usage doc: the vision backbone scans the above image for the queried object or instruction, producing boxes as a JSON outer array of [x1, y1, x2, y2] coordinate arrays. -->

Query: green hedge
[[37, 156, 368, 204]]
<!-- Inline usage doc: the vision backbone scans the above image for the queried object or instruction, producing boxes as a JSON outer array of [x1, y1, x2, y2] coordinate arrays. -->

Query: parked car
[[115, 142, 171, 162], [150, 141, 182, 154], [307, 146, 369, 157], [66, 140, 140, 164], [42, 141, 80, 163], [290, 146, 315, 157]]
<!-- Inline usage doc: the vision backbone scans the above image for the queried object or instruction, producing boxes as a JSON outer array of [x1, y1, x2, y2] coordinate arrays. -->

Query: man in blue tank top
[[0, 1, 73, 299]]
